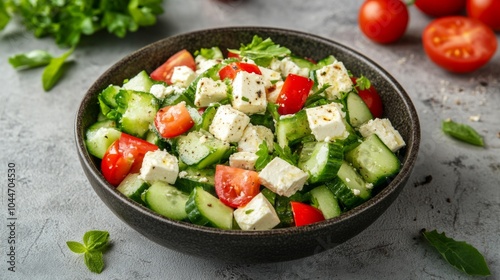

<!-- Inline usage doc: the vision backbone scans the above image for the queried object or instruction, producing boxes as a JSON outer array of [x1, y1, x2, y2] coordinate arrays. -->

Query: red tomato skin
[[227, 51, 241, 59], [467, 0, 500, 31], [218, 62, 262, 80], [351, 77, 383, 118], [291, 202, 325, 227], [415, 0, 466, 17], [150, 49, 196, 84], [276, 74, 314, 115], [358, 0, 409, 44], [101, 134, 158, 186], [154, 103, 194, 138], [214, 165, 261, 208], [422, 16, 498, 73]]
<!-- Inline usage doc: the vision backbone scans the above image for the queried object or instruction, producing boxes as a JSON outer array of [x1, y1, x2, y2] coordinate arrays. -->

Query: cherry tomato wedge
[[154, 102, 194, 139], [150, 49, 196, 84], [101, 133, 158, 186], [422, 16, 497, 73], [214, 165, 260, 208], [358, 0, 409, 44], [291, 201, 325, 227], [415, 0, 466, 17], [218, 62, 262, 80], [467, 0, 500, 31], [351, 77, 383, 118], [276, 74, 314, 115]]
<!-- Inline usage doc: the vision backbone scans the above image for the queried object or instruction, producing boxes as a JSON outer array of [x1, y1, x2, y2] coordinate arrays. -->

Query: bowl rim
[[75, 26, 420, 237]]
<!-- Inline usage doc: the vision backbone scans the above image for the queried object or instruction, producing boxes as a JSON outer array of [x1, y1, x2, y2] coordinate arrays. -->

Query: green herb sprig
[[67, 230, 110, 274], [421, 229, 491, 276], [2, 0, 164, 91]]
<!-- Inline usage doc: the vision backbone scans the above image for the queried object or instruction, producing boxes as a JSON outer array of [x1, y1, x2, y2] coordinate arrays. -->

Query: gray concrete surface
[[1, 0, 499, 279]]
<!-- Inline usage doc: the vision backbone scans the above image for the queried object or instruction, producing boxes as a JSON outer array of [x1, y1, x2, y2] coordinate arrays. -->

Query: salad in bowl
[[84, 35, 406, 231]]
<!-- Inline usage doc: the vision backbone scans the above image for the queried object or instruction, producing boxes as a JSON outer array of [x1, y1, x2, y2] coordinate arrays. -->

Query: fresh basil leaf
[[83, 230, 110, 252], [84, 251, 105, 274], [42, 48, 74, 91], [9, 50, 53, 70], [66, 241, 87, 254], [422, 229, 491, 276], [0, 0, 10, 30], [442, 120, 484, 147]]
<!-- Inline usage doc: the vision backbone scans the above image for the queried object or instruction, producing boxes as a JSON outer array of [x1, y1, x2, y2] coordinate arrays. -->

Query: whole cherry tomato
[[467, 0, 500, 31], [358, 0, 409, 44]]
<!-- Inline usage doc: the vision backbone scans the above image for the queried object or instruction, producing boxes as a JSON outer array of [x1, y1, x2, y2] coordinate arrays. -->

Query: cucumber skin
[[144, 182, 189, 221], [185, 187, 234, 229], [310, 185, 341, 219], [326, 179, 366, 210], [298, 141, 343, 184], [345, 134, 401, 186], [116, 173, 149, 206]]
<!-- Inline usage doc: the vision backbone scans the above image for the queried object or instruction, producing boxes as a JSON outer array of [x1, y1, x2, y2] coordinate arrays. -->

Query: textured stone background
[[1, 0, 499, 279]]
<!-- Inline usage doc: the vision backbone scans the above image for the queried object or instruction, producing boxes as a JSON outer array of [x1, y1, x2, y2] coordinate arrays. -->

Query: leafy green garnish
[[255, 141, 273, 171], [354, 75, 371, 91], [229, 35, 291, 67], [304, 83, 330, 108], [1, 0, 164, 48], [273, 143, 298, 166], [194, 47, 223, 60], [2, 0, 164, 91], [67, 230, 110, 274], [8, 50, 53, 70], [42, 48, 74, 91], [442, 119, 484, 147], [421, 229, 491, 276]]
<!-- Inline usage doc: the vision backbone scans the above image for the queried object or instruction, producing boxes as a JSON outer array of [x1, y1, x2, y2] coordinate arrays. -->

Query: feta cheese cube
[[234, 193, 280, 230], [258, 66, 282, 89], [358, 118, 406, 152], [229, 152, 259, 170], [315, 61, 353, 100], [259, 157, 308, 197], [194, 78, 228, 107], [238, 124, 274, 153], [170, 66, 196, 88], [139, 150, 179, 184], [196, 58, 221, 75], [149, 84, 184, 100], [231, 71, 267, 114], [279, 57, 310, 78], [306, 102, 349, 141], [209, 104, 251, 142], [266, 80, 284, 103]]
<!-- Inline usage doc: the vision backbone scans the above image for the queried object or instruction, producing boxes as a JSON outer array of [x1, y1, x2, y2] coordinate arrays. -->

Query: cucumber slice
[[276, 110, 311, 148], [122, 70, 154, 93], [185, 186, 233, 229], [310, 185, 341, 219], [84, 120, 121, 159], [298, 141, 343, 184], [175, 167, 216, 195], [346, 91, 373, 128], [176, 130, 230, 169], [197, 105, 217, 131], [116, 173, 149, 205], [326, 161, 371, 209], [345, 134, 401, 186], [144, 182, 189, 220], [116, 89, 159, 138]]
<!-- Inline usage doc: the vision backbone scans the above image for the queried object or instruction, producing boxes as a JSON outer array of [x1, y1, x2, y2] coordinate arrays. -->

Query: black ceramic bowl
[[75, 27, 420, 263]]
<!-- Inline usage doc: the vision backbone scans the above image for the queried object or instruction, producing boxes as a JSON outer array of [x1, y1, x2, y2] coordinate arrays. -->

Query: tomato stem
[[406, 0, 415, 6]]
